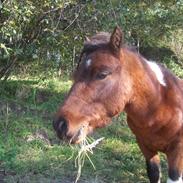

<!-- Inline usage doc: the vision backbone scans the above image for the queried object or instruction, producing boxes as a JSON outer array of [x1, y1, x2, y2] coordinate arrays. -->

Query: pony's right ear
[[110, 26, 123, 53]]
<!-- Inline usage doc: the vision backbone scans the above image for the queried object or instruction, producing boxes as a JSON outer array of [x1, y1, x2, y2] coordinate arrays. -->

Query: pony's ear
[[85, 36, 91, 42], [84, 36, 91, 45], [110, 26, 123, 52]]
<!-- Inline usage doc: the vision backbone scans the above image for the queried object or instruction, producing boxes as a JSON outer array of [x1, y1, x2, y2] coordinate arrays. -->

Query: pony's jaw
[[68, 118, 111, 144], [69, 123, 93, 144]]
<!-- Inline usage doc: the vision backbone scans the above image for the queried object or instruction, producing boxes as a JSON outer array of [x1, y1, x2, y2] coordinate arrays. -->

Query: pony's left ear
[[110, 26, 123, 53]]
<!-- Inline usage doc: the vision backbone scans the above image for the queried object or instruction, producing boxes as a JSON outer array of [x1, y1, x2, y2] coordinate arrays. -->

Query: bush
[[0, 0, 183, 79]]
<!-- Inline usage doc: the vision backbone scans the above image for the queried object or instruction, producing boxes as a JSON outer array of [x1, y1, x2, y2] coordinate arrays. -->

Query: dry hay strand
[[74, 136, 104, 183]]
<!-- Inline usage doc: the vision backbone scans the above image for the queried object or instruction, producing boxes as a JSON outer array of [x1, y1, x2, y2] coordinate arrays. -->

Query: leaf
[[0, 43, 10, 55]]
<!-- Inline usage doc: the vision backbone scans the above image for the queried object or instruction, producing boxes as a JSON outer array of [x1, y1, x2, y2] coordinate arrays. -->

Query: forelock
[[83, 32, 111, 54], [85, 32, 111, 45], [77, 32, 111, 68]]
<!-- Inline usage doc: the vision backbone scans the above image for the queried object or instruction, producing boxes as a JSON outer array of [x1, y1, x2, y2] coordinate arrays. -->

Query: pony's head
[[53, 26, 133, 143]]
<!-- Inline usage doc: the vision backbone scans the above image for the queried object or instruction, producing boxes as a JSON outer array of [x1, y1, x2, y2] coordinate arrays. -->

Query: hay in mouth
[[74, 125, 104, 183]]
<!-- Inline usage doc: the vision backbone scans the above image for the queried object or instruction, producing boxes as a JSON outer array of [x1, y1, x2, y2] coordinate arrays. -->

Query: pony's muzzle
[[53, 117, 68, 140]]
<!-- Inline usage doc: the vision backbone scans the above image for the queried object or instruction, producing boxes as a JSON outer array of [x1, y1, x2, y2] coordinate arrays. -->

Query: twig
[[64, 5, 85, 31], [53, 4, 68, 32], [72, 46, 76, 72], [0, 56, 17, 80], [109, 0, 117, 21]]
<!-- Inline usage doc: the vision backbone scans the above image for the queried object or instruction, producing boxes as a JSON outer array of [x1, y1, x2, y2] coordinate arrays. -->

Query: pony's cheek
[[90, 117, 112, 129]]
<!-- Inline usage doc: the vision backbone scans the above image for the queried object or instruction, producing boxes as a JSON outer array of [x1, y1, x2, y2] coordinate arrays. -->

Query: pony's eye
[[96, 71, 111, 80]]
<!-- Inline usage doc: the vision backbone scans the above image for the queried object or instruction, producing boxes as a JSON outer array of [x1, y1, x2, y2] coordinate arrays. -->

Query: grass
[[0, 69, 175, 183]]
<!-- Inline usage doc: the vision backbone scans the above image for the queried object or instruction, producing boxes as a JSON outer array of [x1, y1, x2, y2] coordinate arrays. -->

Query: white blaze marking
[[86, 59, 92, 68], [146, 60, 166, 86], [167, 177, 182, 183]]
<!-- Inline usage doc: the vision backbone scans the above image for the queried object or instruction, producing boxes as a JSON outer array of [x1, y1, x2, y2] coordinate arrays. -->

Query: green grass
[[0, 74, 171, 183]]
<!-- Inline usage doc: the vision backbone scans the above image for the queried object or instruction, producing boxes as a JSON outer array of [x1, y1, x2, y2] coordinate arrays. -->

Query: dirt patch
[[26, 130, 51, 145]]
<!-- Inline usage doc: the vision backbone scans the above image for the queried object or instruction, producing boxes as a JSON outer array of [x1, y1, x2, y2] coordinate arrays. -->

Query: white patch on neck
[[146, 60, 166, 86], [86, 59, 92, 68], [167, 177, 182, 183]]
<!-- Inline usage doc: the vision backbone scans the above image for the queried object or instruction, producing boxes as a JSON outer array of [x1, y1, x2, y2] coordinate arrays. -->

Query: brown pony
[[53, 26, 183, 183]]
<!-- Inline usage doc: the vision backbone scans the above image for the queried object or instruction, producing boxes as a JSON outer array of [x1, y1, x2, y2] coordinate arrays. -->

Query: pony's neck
[[121, 48, 164, 119]]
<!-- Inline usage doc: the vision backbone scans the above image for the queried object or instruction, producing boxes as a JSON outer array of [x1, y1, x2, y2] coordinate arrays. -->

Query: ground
[[0, 77, 168, 183]]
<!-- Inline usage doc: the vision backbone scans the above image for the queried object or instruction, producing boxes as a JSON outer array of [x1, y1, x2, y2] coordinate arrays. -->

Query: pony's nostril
[[58, 120, 64, 129], [53, 117, 68, 138], [58, 119, 67, 133]]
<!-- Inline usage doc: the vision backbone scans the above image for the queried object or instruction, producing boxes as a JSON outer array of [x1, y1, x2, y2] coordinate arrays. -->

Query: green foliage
[[0, 0, 183, 79], [94, 0, 182, 42], [0, 0, 78, 78], [163, 57, 183, 78]]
